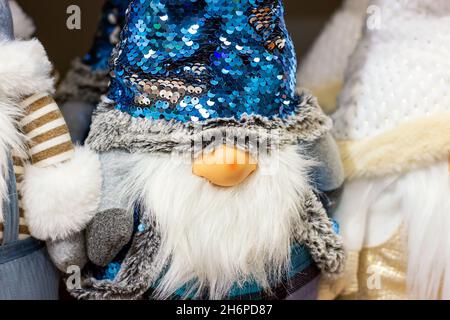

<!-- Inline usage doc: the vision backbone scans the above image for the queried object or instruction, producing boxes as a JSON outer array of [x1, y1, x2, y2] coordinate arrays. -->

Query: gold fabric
[[340, 227, 409, 300], [318, 251, 359, 300]]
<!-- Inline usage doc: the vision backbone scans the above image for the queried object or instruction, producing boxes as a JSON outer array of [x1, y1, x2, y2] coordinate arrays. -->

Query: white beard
[[0, 99, 25, 220], [120, 145, 315, 299]]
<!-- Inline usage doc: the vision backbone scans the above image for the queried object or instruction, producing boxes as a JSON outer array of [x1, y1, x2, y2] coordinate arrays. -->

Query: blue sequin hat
[[57, 0, 130, 104], [87, 0, 331, 154]]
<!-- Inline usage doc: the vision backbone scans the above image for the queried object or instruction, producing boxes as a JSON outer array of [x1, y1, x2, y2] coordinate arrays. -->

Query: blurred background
[[17, 0, 343, 78]]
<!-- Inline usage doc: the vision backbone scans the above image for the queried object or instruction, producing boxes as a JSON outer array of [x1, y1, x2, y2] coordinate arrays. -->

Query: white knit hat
[[299, 0, 370, 113], [333, 0, 450, 179]]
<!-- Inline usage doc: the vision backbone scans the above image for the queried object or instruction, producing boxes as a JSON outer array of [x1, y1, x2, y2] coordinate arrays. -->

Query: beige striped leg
[[19, 93, 74, 167]]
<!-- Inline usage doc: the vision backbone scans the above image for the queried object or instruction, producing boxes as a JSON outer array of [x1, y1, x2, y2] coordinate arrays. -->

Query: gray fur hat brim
[[86, 90, 332, 155], [0, 0, 14, 41]]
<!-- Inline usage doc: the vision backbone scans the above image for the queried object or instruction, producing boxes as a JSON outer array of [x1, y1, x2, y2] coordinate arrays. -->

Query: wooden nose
[[192, 145, 258, 187]]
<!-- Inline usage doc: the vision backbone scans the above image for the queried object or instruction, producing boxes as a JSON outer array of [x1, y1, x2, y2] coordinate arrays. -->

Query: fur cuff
[[0, 39, 54, 99], [339, 113, 450, 180], [23, 146, 102, 241]]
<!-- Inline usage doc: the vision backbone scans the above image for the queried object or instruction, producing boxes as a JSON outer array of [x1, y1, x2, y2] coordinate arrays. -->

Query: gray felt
[[46, 232, 88, 273], [86, 208, 134, 267]]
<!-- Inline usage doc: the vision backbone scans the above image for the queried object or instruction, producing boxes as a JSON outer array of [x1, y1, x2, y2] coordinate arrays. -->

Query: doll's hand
[[46, 232, 88, 273], [85, 208, 134, 267]]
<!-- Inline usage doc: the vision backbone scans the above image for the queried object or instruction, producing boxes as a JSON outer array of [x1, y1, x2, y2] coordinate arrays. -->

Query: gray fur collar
[[86, 90, 332, 154]]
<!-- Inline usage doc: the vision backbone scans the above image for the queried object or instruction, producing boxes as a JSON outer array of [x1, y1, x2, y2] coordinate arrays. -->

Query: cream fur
[[9, 0, 35, 39], [338, 113, 450, 180], [22, 147, 102, 241], [119, 145, 316, 299], [0, 98, 25, 218], [0, 39, 54, 99]]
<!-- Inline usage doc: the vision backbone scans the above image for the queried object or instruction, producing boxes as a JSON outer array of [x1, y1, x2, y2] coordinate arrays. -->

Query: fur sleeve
[[0, 39, 54, 99]]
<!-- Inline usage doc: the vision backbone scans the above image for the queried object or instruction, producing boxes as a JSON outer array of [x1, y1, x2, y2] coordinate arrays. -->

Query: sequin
[[83, 0, 130, 71], [138, 223, 146, 232], [108, 0, 299, 123]]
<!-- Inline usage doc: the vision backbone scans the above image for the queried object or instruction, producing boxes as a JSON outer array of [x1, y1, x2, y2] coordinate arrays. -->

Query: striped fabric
[[0, 93, 74, 242], [19, 93, 74, 167]]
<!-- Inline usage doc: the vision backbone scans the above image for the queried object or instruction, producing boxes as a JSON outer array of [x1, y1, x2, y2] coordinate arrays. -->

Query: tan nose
[[193, 145, 258, 187]]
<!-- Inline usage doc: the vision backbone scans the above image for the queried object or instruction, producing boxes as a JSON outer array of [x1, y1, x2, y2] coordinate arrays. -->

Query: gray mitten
[[46, 232, 88, 273], [86, 208, 134, 267]]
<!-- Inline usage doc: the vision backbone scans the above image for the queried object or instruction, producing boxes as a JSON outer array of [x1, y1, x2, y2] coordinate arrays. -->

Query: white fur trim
[[338, 113, 450, 179], [0, 39, 54, 99], [22, 147, 102, 241], [9, 0, 35, 39]]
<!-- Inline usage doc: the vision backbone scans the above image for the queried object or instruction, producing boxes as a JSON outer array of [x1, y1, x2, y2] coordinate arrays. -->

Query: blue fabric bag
[[0, 157, 59, 300]]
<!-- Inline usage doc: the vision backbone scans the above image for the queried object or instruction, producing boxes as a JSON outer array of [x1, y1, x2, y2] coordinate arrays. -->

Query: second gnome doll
[[65, 0, 345, 300], [56, 0, 130, 143]]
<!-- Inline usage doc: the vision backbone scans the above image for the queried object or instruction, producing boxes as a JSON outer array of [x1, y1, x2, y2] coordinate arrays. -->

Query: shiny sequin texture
[[108, 0, 300, 122], [83, 0, 130, 71]]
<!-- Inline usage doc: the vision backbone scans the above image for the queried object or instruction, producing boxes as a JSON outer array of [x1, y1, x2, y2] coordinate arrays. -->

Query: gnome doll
[[56, 0, 130, 144], [299, 0, 369, 114], [330, 0, 450, 299], [62, 0, 345, 300], [0, 0, 101, 299]]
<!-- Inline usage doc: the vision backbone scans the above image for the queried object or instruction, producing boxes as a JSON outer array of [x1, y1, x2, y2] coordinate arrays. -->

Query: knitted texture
[[333, 0, 450, 141], [296, 189, 345, 276]]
